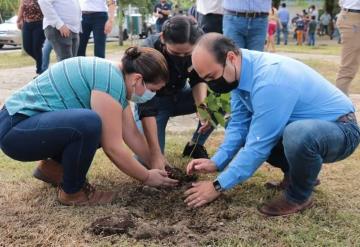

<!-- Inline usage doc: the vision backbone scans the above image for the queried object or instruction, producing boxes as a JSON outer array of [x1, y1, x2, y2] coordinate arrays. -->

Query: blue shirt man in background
[[184, 33, 360, 216], [276, 3, 290, 45], [222, 0, 271, 51]]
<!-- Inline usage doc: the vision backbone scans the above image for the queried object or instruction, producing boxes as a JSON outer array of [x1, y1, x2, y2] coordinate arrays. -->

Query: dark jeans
[[276, 22, 288, 45], [44, 26, 79, 61], [308, 32, 316, 46], [78, 12, 108, 58], [200, 13, 223, 34], [134, 85, 214, 153], [266, 118, 360, 203], [22, 21, 45, 74], [0, 108, 102, 194]]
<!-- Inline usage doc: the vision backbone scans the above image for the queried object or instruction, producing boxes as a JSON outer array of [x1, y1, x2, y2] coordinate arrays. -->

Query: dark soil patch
[[88, 166, 243, 246]]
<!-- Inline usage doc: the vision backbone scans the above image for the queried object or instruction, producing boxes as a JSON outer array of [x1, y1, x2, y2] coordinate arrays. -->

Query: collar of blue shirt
[[238, 49, 253, 92]]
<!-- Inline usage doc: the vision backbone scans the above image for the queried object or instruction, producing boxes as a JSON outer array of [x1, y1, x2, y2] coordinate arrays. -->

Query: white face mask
[[130, 81, 156, 104]]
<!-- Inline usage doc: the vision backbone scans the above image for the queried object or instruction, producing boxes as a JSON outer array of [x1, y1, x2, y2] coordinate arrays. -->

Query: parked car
[[0, 16, 22, 49]]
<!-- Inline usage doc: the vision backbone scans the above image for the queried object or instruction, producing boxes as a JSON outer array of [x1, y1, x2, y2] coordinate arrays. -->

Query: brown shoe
[[265, 176, 320, 190], [58, 182, 116, 206], [258, 194, 314, 216], [33, 159, 63, 186]]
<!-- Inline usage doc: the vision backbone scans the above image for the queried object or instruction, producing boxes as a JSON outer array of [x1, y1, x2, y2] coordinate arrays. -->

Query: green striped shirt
[[5, 57, 128, 116]]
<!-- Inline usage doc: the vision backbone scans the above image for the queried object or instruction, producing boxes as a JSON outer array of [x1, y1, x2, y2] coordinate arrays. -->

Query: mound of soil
[[165, 165, 198, 186], [88, 166, 241, 246], [89, 214, 135, 236]]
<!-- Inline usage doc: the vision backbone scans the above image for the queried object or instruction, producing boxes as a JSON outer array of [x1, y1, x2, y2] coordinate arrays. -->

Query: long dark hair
[[162, 15, 203, 45], [122, 46, 169, 84]]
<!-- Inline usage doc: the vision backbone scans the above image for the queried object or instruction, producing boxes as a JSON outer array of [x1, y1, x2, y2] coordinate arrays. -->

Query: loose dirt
[[87, 166, 240, 246]]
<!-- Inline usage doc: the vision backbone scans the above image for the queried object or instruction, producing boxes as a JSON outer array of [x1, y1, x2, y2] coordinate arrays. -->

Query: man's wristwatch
[[213, 180, 224, 192]]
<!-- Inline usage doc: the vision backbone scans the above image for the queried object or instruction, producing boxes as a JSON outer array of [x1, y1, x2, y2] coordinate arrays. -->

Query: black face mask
[[166, 52, 191, 67], [207, 62, 239, 94]]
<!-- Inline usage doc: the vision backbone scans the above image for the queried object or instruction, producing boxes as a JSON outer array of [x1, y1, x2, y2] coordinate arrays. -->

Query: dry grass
[[1, 132, 360, 246], [298, 59, 360, 94]]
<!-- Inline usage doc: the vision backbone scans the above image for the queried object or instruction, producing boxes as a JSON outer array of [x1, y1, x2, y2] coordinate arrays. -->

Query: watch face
[[213, 180, 222, 192]]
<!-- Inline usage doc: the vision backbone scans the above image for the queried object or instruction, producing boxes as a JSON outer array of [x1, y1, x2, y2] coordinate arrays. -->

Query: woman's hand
[[186, 159, 217, 175], [144, 169, 178, 187], [150, 154, 167, 170], [16, 19, 23, 30]]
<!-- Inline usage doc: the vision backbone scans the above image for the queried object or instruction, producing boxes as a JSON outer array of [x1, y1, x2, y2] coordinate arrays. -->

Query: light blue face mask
[[130, 81, 156, 104]]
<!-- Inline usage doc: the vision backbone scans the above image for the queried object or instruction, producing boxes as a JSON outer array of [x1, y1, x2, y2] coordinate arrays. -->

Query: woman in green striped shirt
[[0, 46, 178, 206]]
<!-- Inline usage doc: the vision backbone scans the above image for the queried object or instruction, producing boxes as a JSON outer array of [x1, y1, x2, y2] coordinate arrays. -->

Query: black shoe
[[182, 142, 209, 159]]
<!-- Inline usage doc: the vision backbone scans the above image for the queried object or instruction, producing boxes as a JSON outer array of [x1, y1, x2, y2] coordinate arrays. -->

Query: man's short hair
[[196, 33, 240, 65], [281, 3, 286, 8]]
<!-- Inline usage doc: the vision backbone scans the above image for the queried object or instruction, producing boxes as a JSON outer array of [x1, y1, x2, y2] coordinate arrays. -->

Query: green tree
[[0, 0, 19, 20]]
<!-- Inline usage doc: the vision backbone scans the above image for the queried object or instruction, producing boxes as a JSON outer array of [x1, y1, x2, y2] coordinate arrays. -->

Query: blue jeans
[[276, 22, 288, 45], [222, 14, 268, 51], [134, 86, 214, 153], [308, 32, 316, 46], [41, 39, 53, 72], [78, 12, 108, 58], [22, 21, 45, 74], [0, 108, 102, 194], [267, 118, 360, 203]]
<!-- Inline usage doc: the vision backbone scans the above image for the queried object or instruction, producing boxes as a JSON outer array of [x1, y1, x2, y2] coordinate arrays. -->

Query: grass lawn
[[299, 59, 360, 94], [0, 41, 129, 69], [1, 132, 360, 246], [277, 43, 342, 56]]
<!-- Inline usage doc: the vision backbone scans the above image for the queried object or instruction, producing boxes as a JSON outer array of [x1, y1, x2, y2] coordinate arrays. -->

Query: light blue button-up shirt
[[223, 0, 272, 13], [212, 49, 355, 190], [277, 6, 290, 23]]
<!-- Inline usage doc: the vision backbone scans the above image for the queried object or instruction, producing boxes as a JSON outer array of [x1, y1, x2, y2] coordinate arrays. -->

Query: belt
[[82, 11, 99, 15], [343, 8, 360, 13], [337, 112, 357, 123], [224, 9, 269, 18]]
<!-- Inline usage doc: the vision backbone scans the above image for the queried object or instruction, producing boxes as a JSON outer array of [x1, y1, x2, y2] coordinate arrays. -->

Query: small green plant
[[197, 91, 231, 128]]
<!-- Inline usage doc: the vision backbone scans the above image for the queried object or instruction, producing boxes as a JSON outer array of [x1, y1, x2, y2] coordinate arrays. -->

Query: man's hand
[[150, 154, 167, 170], [186, 158, 217, 175], [144, 169, 178, 187], [104, 20, 113, 34], [184, 181, 221, 208], [59, 25, 71, 38]]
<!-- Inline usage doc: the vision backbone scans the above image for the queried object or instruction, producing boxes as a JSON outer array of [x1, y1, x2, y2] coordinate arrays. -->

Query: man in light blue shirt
[[184, 33, 360, 216], [222, 0, 271, 51], [276, 3, 290, 45]]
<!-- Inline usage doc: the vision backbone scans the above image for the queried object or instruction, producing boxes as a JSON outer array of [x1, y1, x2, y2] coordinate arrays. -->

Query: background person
[[153, 0, 172, 33], [135, 16, 214, 170], [266, 6, 278, 53], [17, 0, 45, 76], [38, 0, 82, 61], [0, 47, 177, 206], [196, 0, 223, 34], [222, 0, 271, 51], [276, 3, 290, 45], [308, 15, 317, 46], [335, 0, 360, 95], [319, 11, 331, 36], [77, 0, 116, 58]]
